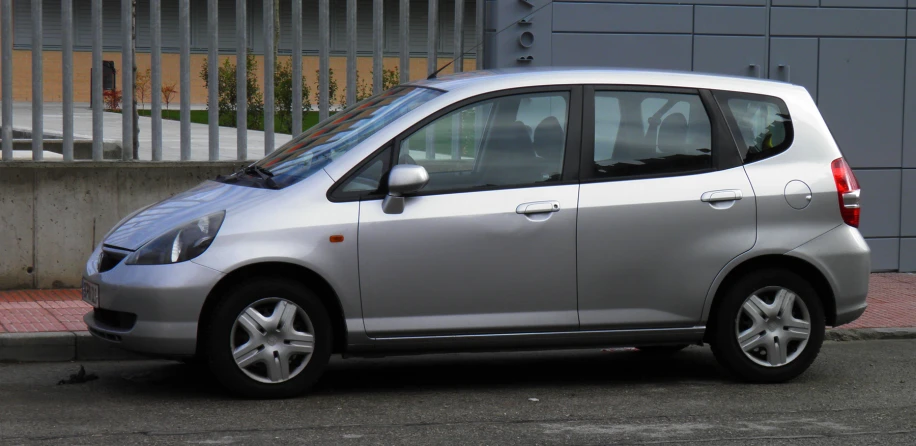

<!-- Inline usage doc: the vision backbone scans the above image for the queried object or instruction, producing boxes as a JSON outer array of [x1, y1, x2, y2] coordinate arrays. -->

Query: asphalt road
[[1, 340, 915, 445]]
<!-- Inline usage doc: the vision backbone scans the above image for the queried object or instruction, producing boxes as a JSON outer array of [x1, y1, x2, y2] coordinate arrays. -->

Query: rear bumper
[[787, 224, 871, 327]]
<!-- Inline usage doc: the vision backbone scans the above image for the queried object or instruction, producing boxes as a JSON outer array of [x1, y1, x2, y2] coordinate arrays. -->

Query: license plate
[[82, 280, 100, 307]]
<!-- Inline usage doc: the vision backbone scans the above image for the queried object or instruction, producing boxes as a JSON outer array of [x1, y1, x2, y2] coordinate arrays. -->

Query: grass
[[130, 109, 325, 135]]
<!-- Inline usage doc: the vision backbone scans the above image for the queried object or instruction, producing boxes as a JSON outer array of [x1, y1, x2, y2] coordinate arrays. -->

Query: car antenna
[[427, 4, 549, 80], [427, 39, 487, 80]]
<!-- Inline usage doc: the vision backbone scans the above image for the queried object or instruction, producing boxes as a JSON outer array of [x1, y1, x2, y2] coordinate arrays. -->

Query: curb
[[826, 327, 916, 342], [0, 331, 144, 363], [1, 328, 915, 363]]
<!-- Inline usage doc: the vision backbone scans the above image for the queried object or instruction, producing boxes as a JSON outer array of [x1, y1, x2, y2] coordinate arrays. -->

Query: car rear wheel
[[204, 278, 332, 398], [710, 268, 825, 383]]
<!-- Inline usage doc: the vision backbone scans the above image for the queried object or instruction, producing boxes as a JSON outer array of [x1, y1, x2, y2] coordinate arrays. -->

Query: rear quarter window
[[714, 91, 794, 164]]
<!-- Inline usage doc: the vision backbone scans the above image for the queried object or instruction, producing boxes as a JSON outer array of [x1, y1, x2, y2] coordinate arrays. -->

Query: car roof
[[406, 67, 801, 97]]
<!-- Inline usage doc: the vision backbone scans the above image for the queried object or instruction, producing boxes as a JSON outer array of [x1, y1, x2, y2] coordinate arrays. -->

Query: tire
[[203, 278, 333, 398], [710, 268, 825, 383], [635, 344, 689, 354]]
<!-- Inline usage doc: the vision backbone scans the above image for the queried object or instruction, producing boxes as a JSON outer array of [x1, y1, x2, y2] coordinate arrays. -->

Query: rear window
[[714, 91, 793, 164]]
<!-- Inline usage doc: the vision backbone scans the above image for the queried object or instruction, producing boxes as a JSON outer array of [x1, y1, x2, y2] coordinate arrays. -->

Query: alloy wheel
[[735, 286, 811, 367], [230, 298, 316, 384]]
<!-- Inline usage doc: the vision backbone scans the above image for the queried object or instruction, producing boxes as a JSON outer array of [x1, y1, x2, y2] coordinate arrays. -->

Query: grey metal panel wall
[[552, 0, 765, 5], [820, 0, 906, 7], [694, 6, 766, 36], [552, 34, 692, 70], [772, 0, 818, 6], [909, 11, 916, 37], [693, 36, 766, 77], [905, 41, 916, 168], [553, 3, 693, 34], [866, 238, 901, 272], [901, 239, 916, 272], [817, 39, 905, 169], [769, 38, 818, 99], [902, 170, 916, 237], [770, 8, 906, 37], [854, 170, 902, 238], [490, 2, 552, 67]]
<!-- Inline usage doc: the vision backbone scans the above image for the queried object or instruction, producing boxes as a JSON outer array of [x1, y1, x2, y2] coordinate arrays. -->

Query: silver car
[[83, 68, 869, 398]]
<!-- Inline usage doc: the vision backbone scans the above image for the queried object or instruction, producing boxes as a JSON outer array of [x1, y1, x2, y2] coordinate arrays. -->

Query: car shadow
[[97, 346, 728, 400], [314, 346, 727, 395]]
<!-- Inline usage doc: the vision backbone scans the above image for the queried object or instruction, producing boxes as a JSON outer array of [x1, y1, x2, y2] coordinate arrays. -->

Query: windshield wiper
[[242, 165, 280, 189], [245, 165, 274, 178]]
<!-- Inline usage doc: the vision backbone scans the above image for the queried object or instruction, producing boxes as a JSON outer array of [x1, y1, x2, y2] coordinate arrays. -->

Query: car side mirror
[[382, 164, 430, 214]]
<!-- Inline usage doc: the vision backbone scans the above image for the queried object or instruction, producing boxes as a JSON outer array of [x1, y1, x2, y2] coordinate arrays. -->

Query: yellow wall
[[0, 50, 476, 105]]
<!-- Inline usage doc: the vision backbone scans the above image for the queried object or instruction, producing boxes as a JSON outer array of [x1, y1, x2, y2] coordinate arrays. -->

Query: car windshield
[[251, 86, 443, 188]]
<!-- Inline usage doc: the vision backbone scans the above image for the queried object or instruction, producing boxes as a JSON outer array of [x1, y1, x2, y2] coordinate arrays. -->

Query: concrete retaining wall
[[0, 161, 246, 290]]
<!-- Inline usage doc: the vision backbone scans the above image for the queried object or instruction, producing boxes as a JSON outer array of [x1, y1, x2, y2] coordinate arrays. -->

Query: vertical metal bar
[[292, 0, 302, 135], [425, 123, 435, 160], [346, 0, 356, 107], [425, 0, 437, 160], [121, 0, 133, 161], [475, 0, 483, 70], [236, 0, 247, 160], [373, 0, 383, 94], [399, 0, 409, 84], [764, 0, 771, 78], [150, 0, 162, 160], [91, 0, 102, 160], [263, 0, 275, 154], [427, 0, 438, 77], [453, 0, 463, 73], [1, 0, 13, 161], [31, 0, 43, 160], [179, 0, 191, 160], [61, 0, 74, 161], [208, 0, 219, 160], [450, 113, 459, 160], [319, 0, 330, 121]]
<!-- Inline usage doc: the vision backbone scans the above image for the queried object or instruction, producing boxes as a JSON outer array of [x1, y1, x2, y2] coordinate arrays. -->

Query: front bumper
[[82, 247, 225, 357], [787, 224, 871, 327]]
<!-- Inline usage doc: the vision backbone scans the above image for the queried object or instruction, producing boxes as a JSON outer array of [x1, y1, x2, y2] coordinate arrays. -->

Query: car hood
[[104, 180, 275, 251]]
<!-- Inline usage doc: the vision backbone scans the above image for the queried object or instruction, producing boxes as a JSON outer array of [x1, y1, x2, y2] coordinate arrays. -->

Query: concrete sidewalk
[[1, 273, 914, 362], [0, 102, 292, 161]]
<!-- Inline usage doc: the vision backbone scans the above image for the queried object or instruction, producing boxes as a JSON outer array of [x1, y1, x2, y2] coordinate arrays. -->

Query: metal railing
[[0, 0, 484, 162]]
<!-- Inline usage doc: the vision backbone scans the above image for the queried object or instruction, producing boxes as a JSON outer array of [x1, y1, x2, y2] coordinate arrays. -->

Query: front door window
[[398, 92, 570, 193]]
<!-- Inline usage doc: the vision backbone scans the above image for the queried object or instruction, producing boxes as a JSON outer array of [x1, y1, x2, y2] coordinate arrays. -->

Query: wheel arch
[[704, 255, 837, 342], [197, 261, 348, 355]]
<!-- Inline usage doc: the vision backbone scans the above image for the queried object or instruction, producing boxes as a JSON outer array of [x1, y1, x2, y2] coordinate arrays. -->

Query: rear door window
[[589, 90, 713, 179], [714, 91, 794, 164]]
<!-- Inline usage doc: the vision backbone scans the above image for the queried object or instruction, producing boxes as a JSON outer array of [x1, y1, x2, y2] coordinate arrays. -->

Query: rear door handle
[[516, 201, 560, 215], [701, 190, 743, 203]]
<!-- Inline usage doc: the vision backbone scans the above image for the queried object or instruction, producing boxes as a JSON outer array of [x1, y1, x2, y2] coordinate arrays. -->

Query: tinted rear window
[[714, 91, 794, 164]]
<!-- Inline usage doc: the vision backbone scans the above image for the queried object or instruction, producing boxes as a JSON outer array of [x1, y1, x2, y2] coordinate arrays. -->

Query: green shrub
[[200, 53, 264, 129], [275, 58, 312, 134]]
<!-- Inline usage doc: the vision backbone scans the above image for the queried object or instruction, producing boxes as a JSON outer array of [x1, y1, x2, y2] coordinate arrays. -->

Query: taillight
[[831, 157, 860, 228]]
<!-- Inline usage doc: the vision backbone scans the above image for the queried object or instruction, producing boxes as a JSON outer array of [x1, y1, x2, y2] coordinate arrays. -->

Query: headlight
[[126, 211, 226, 265]]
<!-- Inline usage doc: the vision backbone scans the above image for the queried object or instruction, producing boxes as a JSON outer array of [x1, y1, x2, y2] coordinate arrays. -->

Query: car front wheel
[[204, 278, 332, 398], [710, 268, 825, 383]]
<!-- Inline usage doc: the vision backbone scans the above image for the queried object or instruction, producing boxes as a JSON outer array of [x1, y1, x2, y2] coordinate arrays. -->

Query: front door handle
[[701, 190, 743, 203], [516, 201, 560, 215]]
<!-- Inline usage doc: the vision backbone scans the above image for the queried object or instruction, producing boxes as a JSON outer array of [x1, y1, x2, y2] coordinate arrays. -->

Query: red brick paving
[[0, 275, 913, 334]]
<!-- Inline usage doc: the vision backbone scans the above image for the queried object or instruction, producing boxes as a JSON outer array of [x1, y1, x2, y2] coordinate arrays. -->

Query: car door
[[577, 86, 756, 330], [353, 87, 583, 337]]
